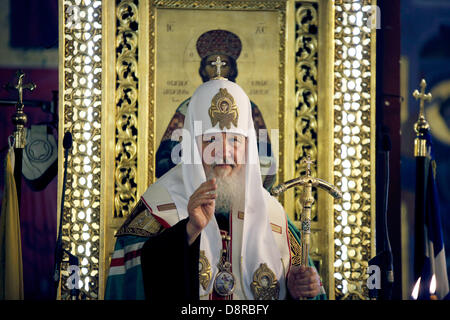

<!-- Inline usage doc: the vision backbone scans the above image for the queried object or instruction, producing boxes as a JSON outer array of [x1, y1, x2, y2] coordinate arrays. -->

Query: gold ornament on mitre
[[208, 88, 239, 130]]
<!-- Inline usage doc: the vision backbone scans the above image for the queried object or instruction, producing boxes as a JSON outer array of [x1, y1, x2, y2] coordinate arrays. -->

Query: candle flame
[[412, 277, 421, 300], [430, 274, 436, 294]]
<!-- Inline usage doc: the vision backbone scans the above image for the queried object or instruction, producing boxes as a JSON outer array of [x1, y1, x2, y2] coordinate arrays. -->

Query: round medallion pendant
[[213, 270, 236, 296]]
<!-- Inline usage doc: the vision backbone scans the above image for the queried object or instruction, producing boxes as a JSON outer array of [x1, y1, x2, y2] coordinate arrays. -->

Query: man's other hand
[[287, 265, 321, 299]]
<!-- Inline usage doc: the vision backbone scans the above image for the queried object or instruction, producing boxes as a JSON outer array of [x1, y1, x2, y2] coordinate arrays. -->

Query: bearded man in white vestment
[[104, 78, 327, 300]]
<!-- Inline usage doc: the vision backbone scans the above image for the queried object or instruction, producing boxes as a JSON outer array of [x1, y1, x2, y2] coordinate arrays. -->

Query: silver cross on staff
[[212, 56, 226, 78], [413, 78, 432, 120]]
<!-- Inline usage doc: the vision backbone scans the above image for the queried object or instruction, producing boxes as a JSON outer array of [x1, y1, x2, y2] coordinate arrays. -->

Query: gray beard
[[206, 168, 245, 214]]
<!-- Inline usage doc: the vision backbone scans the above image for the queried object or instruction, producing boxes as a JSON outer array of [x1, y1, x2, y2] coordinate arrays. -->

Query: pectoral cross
[[212, 56, 226, 78], [412, 79, 432, 119]]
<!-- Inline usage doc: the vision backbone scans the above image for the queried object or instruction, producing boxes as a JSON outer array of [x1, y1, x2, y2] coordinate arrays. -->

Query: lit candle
[[430, 274, 438, 300], [412, 277, 421, 300]]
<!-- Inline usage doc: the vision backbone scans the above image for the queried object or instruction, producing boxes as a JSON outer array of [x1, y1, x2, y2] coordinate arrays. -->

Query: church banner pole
[[8, 70, 36, 210]]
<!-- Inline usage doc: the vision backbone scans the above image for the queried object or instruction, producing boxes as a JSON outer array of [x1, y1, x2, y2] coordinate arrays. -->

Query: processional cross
[[5, 71, 36, 211], [412, 79, 432, 157], [212, 56, 226, 78], [7, 70, 36, 148], [413, 79, 432, 124], [15, 71, 36, 106]]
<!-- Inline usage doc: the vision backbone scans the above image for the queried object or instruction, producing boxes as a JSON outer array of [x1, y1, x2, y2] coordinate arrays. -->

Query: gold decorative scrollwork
[[115, 0, 139, 218], [294, 2, 318, 226], [61, 0, 103, 299], [152, 0, 284, 10], [288, 229, 302, 266], [199, 250, 212, 290], [333, 0, 375, 300]]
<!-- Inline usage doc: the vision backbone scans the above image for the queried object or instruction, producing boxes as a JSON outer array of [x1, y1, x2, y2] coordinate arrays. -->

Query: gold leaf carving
[[115, 0, 139, 218], [294, 2, 318, 223]]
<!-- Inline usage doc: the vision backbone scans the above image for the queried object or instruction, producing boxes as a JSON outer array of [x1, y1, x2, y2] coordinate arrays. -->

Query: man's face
[[204, 54, 231, 79], [199, 132, 246, 178]]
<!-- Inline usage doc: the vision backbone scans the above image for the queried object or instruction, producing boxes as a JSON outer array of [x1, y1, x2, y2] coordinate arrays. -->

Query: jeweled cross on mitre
[[212, 56, 226, 78]]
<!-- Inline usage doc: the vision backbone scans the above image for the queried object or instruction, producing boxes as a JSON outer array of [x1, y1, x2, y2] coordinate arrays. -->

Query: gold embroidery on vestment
[[270, 223, 282, 234], [288, 229, 302, 266], [199, 250, 212, 290], [156, 203, 177, 211], [250, 263, 280, 300], [115, 200, 164, 237]]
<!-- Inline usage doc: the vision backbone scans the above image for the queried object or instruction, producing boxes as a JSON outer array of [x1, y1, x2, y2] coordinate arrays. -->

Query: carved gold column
[[333, 0, 377, 299], [114, 1, 140, 219], [292, 0, 336, 299], [293, 0, 319, 265], [59, 0, 104, 299], [102, 0, 151, 298], [293, 0, 376, 300]]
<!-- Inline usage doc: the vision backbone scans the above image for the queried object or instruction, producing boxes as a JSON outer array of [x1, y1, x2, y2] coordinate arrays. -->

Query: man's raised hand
[[186, 179, 217, 245]]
